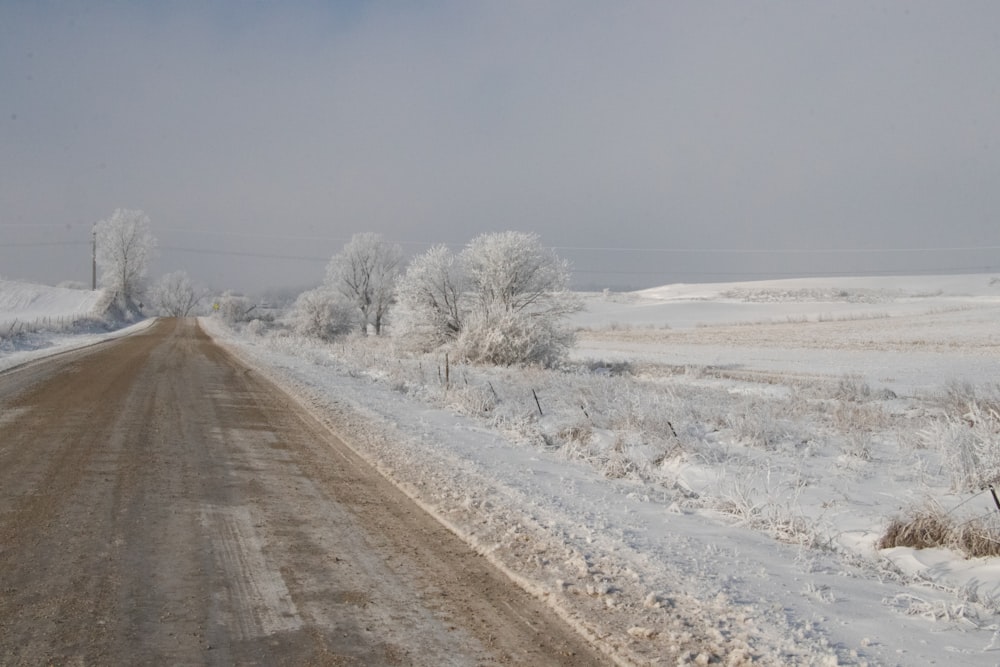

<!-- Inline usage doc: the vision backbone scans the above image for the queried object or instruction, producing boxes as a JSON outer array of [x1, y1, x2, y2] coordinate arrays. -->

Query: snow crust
[[6, 273, 1000, 665]]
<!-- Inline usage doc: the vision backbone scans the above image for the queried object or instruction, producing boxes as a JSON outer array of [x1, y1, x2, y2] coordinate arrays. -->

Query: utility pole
[[92, 226, 97, 291]]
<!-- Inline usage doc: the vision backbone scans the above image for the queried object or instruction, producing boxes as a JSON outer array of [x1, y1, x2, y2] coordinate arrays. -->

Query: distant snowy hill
[[0, 280, 104, 329], [572, 272, 1000, 330], [634, 272, 1000, 301]]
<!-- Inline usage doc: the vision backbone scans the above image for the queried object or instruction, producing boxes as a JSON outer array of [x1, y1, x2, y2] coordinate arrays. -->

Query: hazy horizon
[[3, 2, 1000, 293]]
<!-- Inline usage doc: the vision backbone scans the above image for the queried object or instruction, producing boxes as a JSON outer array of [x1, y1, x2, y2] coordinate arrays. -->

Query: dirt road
[[0, 318, 605, 665]]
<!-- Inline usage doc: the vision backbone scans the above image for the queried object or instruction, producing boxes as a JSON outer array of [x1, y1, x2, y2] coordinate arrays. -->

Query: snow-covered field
[[6, 273, 1000, 665], [0, 279, 102, 329], [0, 280, 152, 372]]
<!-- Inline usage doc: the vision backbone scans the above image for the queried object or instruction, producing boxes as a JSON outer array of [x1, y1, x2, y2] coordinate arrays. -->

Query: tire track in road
[[202, 505, 302, 641]]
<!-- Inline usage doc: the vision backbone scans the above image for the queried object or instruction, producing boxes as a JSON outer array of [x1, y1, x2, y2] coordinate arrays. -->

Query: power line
[[157, 227, 441, 249], [5, 221, 999, 255], [160, 245, 330, 262], [0, 241, 89, 247], [0, 223, 78, 228], [157, 227, 346, 242]]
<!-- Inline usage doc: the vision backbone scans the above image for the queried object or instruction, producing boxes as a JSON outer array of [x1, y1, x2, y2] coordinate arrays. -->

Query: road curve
[[0, 318, 605, 666]]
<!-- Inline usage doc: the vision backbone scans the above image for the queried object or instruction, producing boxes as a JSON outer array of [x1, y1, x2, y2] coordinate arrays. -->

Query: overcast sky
[[3, 1, 1000, 293]]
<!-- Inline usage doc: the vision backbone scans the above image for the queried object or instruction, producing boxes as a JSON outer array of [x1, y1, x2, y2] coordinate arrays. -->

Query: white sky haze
[[2, 1, 1000, 292]]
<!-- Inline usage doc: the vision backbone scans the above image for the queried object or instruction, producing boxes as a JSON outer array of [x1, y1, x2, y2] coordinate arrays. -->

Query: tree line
[[93, 208, 581, 366]]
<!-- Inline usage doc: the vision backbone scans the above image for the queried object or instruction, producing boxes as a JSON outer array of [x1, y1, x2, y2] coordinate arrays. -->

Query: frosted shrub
[[244, 319, 269, 337], [398, 231, 581, 367], [290, 287, 355, 340], [455, 309, 574, 367], [151, 270, 205, 317], [216, 291, 252, 325]]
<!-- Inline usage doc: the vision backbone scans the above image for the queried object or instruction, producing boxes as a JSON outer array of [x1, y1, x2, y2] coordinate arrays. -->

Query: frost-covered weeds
[[711, 466, 829, 547], [0, 314, 108, 348], [876, 383, 1000, 556], [923, 383, 1000, 493]]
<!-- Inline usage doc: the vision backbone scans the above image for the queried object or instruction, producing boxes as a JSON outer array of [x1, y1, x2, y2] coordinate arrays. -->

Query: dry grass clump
[[879, 507, 1000, 558], [954, 519, 1000, 558], [831, 401, 889, 434], [879, 509, 952, 551], [558, 422, 594, 445], [585, 360, 633, 376], [940, 380, 1000, 419], [832, 374, 897, 403]]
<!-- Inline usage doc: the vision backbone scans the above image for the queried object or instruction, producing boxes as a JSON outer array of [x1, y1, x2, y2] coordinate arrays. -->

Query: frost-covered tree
[[150, 271, 205, 317], [94, 208, 157, 311], [325, 232, 403, 335], [462, 231, 577, 319], [393, 244, 465, 350], [396, 231, 581, 366], [215, 291, 252, 325], [457, 231, 581, 366], [290, 287, 355, 340]]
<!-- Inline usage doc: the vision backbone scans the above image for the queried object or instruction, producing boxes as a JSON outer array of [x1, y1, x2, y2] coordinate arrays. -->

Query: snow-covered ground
[[573, 274, 1000, 396], [0, 280, 152, 372], [6, 273, 1000, 665], [0, 279, 103, 329]]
